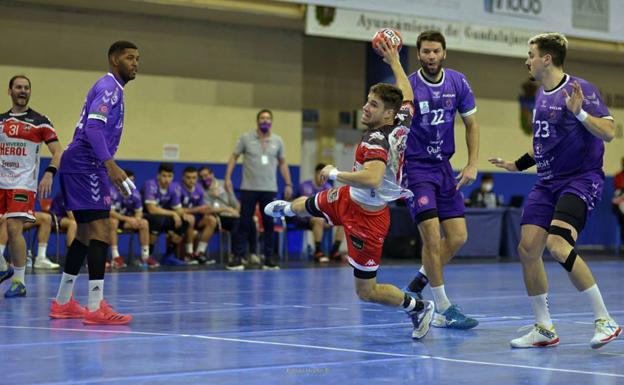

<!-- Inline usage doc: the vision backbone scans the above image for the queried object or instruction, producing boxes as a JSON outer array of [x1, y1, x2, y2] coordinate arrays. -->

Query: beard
[[420, 59, 443, 78]]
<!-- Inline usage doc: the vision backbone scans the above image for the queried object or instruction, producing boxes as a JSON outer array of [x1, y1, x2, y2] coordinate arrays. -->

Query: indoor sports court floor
[[1, 259, 622, 385]]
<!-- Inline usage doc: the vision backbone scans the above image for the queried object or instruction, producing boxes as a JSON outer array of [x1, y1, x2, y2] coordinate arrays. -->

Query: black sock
[[408, 273, 429, 292], [314, 242, 322, 254], [63, 240, 89, 276], [87, 240, 109, 281], [402, 293, 424, 312], [330, 241, 341, 255]]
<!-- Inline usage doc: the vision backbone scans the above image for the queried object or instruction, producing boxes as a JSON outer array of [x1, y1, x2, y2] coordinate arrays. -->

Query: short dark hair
[[183, 166, 197, 174], [198, 166, 211, 173], [108, 40, 138, 60], [158, 163, 174, 174], [315, 163, 326, 172], [417, 31, 446, 51], [124, 169, 135, 178], [481, 173, 494, 182], [9, 75, 31, 89], [369, 83, 403, 114], [528, 33, 567, 67], [256, 109, 273, 121]]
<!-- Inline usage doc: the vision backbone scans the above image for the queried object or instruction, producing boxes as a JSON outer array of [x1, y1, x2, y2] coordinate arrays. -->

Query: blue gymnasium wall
[[36, 158, 618, 258]]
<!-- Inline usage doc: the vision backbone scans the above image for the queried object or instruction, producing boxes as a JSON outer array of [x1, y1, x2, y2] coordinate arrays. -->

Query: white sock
[[141, 245, 149, 260], [431, 285, 451, 313], [111, 246, 120, 258], [284, 204, 295, 217], [197, 241, 208, 254], [529, 293, 553, 329], [56, 273, 78, 305], [88, 279, 104, 311], [0, 251, 7, 271], [582, 284, 610, 321], [37, 243, 48, 258], [185, 243, 193, 254], [0, 244, 5, 257], [13, 265, 25, 284], [419, 266, 427, 277]]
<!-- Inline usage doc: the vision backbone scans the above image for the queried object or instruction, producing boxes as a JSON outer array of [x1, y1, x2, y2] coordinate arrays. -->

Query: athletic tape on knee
[[559, 249, 577, 272], [549, 225, 575, 247]]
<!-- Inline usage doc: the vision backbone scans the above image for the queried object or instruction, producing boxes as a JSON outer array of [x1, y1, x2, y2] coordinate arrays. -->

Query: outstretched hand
[[562, 81, 584, 115], [488, 157, 518, 172]]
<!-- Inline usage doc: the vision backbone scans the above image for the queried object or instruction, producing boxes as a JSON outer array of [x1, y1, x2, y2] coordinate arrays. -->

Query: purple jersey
[[532, 74, 611, 181], [405, 68, 476, 164], [180, 183, 204, 208], [297, 180, 331, 198], [141, 179, 181, 210], [60, 73, 125, 173], [110, 186, 142, 216], [49, 193, 68, 219]]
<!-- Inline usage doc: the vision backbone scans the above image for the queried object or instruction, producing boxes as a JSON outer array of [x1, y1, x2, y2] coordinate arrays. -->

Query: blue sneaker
[[408, 300, 435, 340], [403, 271, 428, 300], [432, 304, 478, 330], [4, 279, 26, 298], [0, 266, 14, 285], [161, 255, 186, 266]]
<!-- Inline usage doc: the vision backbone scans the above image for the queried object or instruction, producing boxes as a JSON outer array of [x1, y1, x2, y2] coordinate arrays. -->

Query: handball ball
[[372, 28, 402, 55]]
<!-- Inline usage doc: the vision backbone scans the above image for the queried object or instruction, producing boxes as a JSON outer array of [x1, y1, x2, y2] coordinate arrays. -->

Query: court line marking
[[1, 325, 622, 379]]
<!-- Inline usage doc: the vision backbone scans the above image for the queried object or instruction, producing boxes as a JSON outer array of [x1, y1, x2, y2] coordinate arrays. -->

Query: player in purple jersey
[[142, 163, 193, 266], [49, 41, 138, 325], [402, 31, 480, 330], [179, 166, 217, 265], [289, 163, 345, 263], [491, 33, 620, 349], [109, 170, 158, 268]]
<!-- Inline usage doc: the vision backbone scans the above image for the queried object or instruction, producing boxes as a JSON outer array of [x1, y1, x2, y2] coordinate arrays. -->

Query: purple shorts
[[59, 171, 112, 212], [403, 160, 465, 221], [521, 171, 603, 230]]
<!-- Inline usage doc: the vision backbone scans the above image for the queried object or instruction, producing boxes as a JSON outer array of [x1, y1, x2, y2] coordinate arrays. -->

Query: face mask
[[482, 183, 493, 192], [201, 176, 213, 188], [259, 122, 271, 133]]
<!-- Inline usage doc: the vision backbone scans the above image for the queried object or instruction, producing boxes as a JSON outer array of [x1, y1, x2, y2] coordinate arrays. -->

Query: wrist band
[[328, 168, 339, 180], [514, 153, 536, 171], [44, 166, 57, 176], [575, 109, 588, 122]]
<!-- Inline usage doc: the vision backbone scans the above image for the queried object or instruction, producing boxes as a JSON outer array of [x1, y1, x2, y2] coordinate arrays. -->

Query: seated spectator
[[467, 173, 501, 208], [179, 166, 217, 264], [291, 163, 345, 263], [1, 212, 61, 269], [48, 192, 78, 251], [109, 170, 159, 268], [198, 166, 245, 261], [142, 163, 193, 266]]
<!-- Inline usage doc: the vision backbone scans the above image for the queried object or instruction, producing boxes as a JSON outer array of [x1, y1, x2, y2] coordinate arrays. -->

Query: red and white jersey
[[350, 101, 415, 206], [0, 109, 58, 191]]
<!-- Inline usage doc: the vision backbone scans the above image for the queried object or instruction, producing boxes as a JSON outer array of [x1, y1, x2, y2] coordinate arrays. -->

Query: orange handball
[[372, 28, 403, 56]]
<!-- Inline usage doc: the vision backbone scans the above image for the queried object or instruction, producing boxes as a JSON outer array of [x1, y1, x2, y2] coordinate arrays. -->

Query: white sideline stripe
[[0, 325, 622, 378]]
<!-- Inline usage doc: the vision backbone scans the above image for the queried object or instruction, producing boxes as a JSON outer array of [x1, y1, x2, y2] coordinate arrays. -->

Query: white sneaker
[[249, 254, 262, 265], [590, 318, 621, 349], [510, 324, 559, 348], [34, 257, 60, 269], [264, 200, 290, 218]]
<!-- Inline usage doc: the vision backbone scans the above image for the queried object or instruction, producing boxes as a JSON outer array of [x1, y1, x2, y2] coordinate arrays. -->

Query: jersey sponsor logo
[[97, 104, 109, 114], [432, 91, 441, 99], [1, 160, 20, 169], [0, 142, 28, 156], [327, 188, 339, 203], [419, 101, 429, 114], [364, 259, 376, 266], [13, 193, 29, 203], [349, 234, 364, 250]]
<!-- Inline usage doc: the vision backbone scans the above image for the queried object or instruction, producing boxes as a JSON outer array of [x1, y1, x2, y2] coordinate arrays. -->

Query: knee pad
[[548, 225, 575, 247], [559, 249, 577, 272], [305, 196, 325, 218]]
